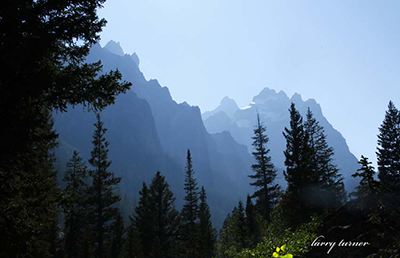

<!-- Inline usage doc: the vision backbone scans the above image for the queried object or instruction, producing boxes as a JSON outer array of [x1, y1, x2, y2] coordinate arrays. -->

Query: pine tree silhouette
[[249, 113, 280, 221], [377, 101, 400, 197], [181, 150, 200, 258], [63, 151, 89, 258], [197, 186, 217, 258], [87, 114, 121, 258]]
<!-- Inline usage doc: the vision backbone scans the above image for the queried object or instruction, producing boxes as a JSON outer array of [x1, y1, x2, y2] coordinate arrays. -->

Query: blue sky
[[98, 0, 400, 166]]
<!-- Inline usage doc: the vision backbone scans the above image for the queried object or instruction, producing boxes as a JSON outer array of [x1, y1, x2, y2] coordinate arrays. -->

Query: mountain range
[[53, 40, 358, 228], [54, 41, 253, 228], [202, 89, 359, 190]]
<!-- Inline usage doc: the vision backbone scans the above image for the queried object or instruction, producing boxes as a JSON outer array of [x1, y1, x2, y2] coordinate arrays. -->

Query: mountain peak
[[291, 92, 303, 102], [219, 96, 239, 115], [253, 87, 289, 105], [220, 96, 238, 107], [131, 52, 140, 66], [259, 87, 277, 96], [104, 40, 125, 56], [202, 96, 239, 120]]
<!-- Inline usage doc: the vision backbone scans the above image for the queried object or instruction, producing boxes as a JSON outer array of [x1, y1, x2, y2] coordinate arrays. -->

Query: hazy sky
[[98, 0, 400, 166]]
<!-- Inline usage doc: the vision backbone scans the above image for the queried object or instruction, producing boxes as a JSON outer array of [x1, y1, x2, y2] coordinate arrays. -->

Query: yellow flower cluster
[[272, 245, 293, 258]]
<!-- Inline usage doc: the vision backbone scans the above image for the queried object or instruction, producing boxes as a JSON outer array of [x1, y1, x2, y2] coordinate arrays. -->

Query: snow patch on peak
[[240, 105, 252, 110], [240, 102, 255, 110]]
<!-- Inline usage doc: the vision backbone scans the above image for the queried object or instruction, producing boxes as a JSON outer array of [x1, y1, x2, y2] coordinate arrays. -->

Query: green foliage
[[217, 201, 256, 257], [249, 114, 281, 221], [227, 218, 321, 258]]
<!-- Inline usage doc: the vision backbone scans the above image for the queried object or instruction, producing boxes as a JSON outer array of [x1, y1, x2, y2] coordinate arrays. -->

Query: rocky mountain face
[[203, 88, 359, 191], [54, 41, 359, 228], [53, 41, 252, 228]]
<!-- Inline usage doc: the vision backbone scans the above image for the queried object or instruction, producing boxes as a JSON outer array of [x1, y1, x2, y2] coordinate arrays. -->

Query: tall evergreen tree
[[148, 171, 180, 258], [352, 156, 380, 199], [281, 103, 309, 228], [377, 101, 400, 196], [134, 183, 152, 257], [281, 104, 346, 228], [217, 213, 234, 257], [122, 216, 141, 258], [0, 1, 130, 256], [180, 150, 200, 258], [283, 103, 307, 195], [88, 114, 122, 258], [304, 108, 346, 209], [249, 114, 280, 221], [0, 111, 60, 257], [235, 200, 249, 250], [63, 151, 89, 258], [217, 202, 250, 255], [110, 211, 125, 258], [197, 186, 217, 258], [245, 195, 260, 247]]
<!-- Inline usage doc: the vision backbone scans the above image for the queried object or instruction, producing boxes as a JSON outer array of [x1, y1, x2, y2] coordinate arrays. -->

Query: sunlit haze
[[98, 0, 400, 166]]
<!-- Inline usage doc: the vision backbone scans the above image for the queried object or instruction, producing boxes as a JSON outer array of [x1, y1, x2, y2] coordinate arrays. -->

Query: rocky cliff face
[[54, 41, 253, 228]]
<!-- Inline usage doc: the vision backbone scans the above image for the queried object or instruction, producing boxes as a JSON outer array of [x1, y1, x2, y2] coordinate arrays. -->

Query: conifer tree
[[122, 216, 141, 258], [217, 202, 250, 255], [304, 108, 346, 209], [281, 103, 310, 228], [63, 151, 89, 258], [352, 156, 380, 199], [180, 150, 200, 258], [283, 103, 307, 194], [148, 171, 180, 258], [0, 111, 60, 257], [134, 183, 152, 257], [377, 101, 400, 196], [110, 211, 125, 258], [50, 213, 64, 258], [249, 114, 280, 221], [245, 195, 259, 247], [87, 114, 122, 258], [0, 2, 130, 256], [282, 104, 346, 228], [217, 213, 234, 257], [197, 186, 217, 258], [235, 200, 249, 250]]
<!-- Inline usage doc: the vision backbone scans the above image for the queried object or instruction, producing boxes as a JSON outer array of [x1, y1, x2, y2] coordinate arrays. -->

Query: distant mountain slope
[[203, 88, 359, 191], [54, 41, 253, 228], [54, 90, 181, 198], [202, 96, 239, 120]]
